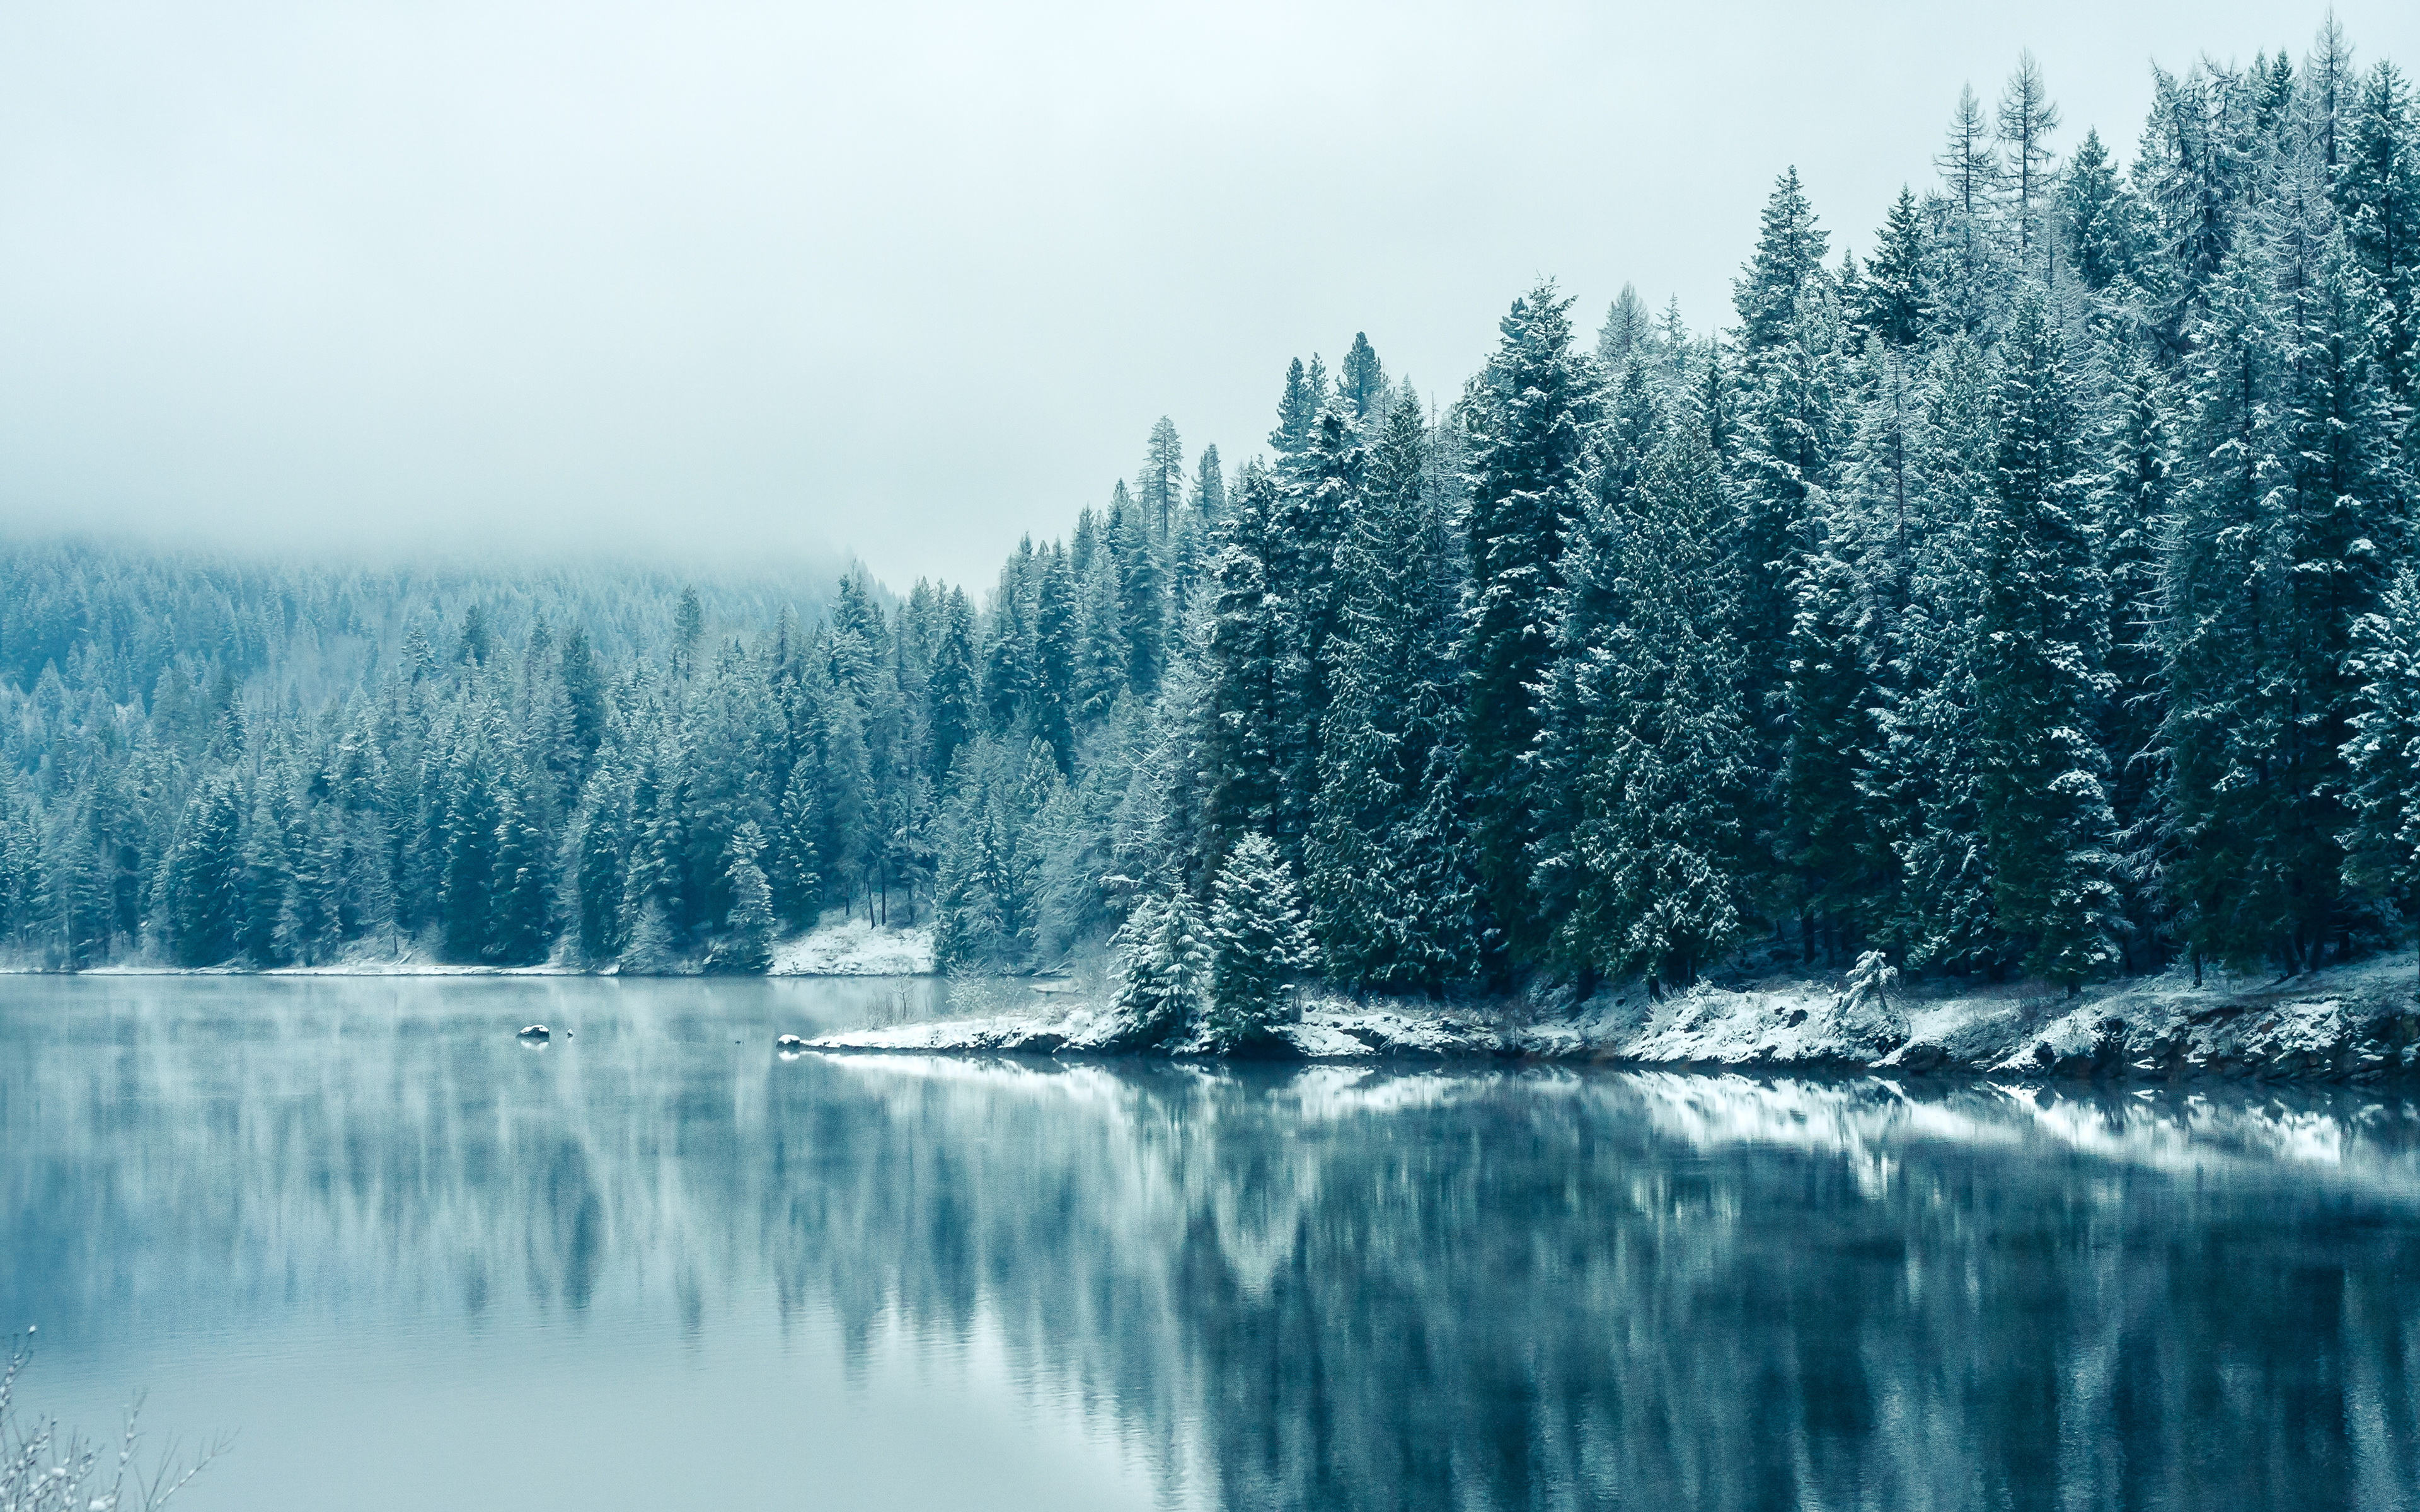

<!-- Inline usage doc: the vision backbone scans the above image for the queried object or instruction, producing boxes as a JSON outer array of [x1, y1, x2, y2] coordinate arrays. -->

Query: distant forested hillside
[[6, 28, 2419, 1021]]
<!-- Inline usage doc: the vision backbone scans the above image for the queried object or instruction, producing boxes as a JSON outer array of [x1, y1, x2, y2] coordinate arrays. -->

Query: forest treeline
[[6, 27, 2420, 1016]]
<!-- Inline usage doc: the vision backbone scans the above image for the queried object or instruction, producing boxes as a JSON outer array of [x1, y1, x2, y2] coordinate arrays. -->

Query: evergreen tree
[[1109, 886, 1211, 1046], [1460, 282, 1598, 966], [1201, 462, 1291, 868], [1596, 284, 1654, 373], [236, 789, 295, 968], [672, 586, 705, 679], [713, 820, 775, 973], [1865, 337, 2005, 974], [926, 587, 979, 781], [1781, 528, 1881, 959], [1139, 418, 1185, 535], [487, 765, 553, 966], [569, 755, 632, 965], [1308, 391, 1486, 992], [558, 627, 606, 774], [1734, 168, 1830, 365], [2061, 129, 2137, 291], [1971, 292, 2121, 989], [1205, 833, 1314, 1048], [159, 774, 246, 963], [1189, 444, 1227, 528], [1857, 188, 1933, 348], [1108, 498, 1166, 696], [439, 724, 502, 963], [2339, 60, 2419, 396], [1269, 357, 1320, 466], [2164, 164, 2400, 969], [1557, 422, 1750, 994], [1339, 333, 1386, 420], [764, 753, 821, 932], [1033, 546, 1079, 768]]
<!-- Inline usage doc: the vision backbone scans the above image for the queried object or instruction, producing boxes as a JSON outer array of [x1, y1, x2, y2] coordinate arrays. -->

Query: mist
[[4, 0, 2414, 591]]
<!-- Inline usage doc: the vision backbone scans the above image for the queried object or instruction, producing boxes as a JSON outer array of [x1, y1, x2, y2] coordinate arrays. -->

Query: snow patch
[[770, 920, 935, 976]]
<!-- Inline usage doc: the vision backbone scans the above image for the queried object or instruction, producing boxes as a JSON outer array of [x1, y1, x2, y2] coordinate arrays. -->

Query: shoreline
[[806, 949, 2420, 1084]]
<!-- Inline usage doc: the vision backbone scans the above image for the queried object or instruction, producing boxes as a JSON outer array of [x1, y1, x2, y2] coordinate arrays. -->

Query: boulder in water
[[517, 1024, 551, 1041], [775, 1033, 807, 1055]]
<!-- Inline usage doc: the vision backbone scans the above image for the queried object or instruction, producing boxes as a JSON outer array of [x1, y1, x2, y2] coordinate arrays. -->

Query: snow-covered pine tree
[[1857, 188, 1933, 349], [487, 762, 553, 966], [2344, 570, 2420, 929], [1033, 545, 1079, 769], [2061, 129, 2138, 293], [1596, 284, 1654, 374], [1308, 389, 1486, 993], [2337, 60, 2418, 399], [1864, 336, 2005, 974], [439, 716, 503, 963], [1201, 461, 1291, 870], [1971, 290, 2121, 990], [1734, 168, 1830, 368], [2091, 337, 2176, 965], [1460, 282, 1598, 967], [1732, 259, 1849, 923], [715, 820, 775, 973], [1339, 333, 1386, 421], [1206, 833, 1315, 1050], [1557, 419, 1750, 995], [569, 752, 633, 964], [1073, 549, 1131, 723], [2164, 149, 2399, 970], [155, 776, 241, 966], [1269, 357, 1321, 470], [1138, 417, 1184, 535], [1110, 885, 1211, 1046], [1531, 365, 1662, 961], [1932, 83, 2011, 333], [925, 587, 981, 782], [1274, 400, 1366, 862], [1107, 494, 1167, 697], [1781, 522, 1881, 961]]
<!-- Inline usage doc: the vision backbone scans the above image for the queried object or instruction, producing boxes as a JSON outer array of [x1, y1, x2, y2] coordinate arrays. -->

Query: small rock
[[775, 1034, 807, 1052], [1894, 1041, 1952, 1074]]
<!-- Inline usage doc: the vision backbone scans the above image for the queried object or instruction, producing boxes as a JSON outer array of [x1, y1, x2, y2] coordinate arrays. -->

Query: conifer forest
[[8, 25, 2420, 1018]]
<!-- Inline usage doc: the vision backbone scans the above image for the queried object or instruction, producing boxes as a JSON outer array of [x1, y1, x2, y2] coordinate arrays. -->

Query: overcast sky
[[4, 1, 2416, 591]]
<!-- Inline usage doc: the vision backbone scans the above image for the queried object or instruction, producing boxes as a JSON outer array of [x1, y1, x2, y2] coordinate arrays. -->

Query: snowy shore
[[807, 950, 2420, 1082]]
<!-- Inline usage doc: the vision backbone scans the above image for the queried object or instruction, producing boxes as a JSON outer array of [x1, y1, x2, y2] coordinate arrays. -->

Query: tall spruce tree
[[1460, 283, 1598, 968], [1206, 833, 1315, 1048], [1557, 421, 1750, 994], [1971, 292, 2121, 988], [1307, 391, 1485, 992]]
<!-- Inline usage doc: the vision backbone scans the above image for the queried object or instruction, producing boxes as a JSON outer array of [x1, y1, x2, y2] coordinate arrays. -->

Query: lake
[[3, 975, 2417, 1510]]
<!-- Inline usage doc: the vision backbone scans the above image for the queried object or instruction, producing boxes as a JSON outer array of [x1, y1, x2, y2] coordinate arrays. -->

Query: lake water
[[3, 976, 2418, 1511]]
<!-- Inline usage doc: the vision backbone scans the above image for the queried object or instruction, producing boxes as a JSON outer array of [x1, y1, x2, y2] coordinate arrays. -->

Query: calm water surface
[[4, 975, 2419, 1510]]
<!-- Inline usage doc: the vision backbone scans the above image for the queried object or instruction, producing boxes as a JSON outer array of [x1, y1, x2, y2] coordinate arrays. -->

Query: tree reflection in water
[[4, 976, 2418, 1511]]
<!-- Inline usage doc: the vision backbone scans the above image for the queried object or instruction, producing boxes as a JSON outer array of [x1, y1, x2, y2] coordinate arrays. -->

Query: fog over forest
[[4, 1, 2417, 585]]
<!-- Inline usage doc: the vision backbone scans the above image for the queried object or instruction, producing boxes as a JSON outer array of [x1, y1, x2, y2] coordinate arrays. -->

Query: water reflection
[[4, 977, 2417, 1511]]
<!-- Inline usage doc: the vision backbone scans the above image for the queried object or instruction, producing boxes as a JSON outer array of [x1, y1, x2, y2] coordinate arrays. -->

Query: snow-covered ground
[[809, 949, 2420, 1081], [769, 919, 935, 976]]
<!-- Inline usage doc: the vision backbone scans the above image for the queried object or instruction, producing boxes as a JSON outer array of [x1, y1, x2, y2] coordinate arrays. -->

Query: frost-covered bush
[[1, 1334, 218, 1512]]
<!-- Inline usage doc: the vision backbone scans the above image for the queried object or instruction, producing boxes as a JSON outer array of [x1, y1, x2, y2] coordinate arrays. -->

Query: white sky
[[3, 1, 2415, 590]]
